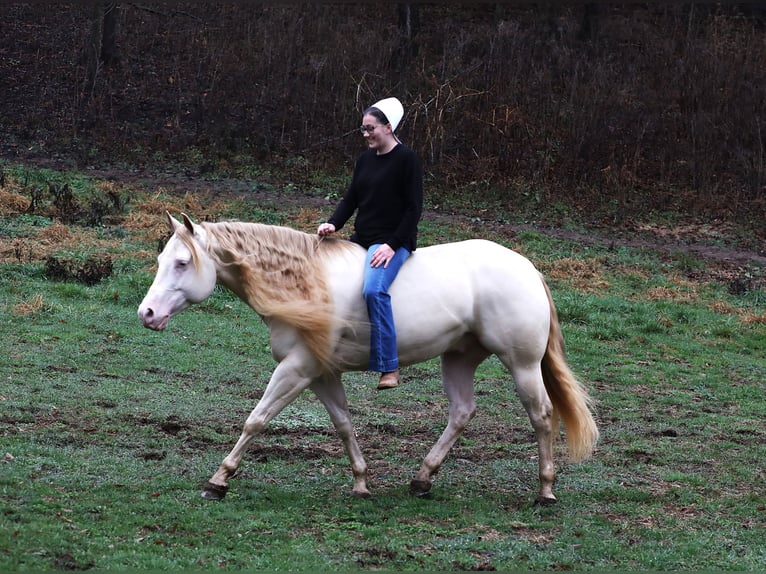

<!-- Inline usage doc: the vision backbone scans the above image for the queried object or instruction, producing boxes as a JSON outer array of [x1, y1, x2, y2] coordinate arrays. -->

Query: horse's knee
[[242, 417, 266, 437], [449, 403, 476, 429]]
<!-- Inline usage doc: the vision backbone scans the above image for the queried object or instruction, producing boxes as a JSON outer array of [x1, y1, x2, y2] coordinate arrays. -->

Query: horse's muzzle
[[137, 306, 169, 331]]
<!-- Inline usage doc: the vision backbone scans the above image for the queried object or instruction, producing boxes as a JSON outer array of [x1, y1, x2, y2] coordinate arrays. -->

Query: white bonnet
[[370, 97, 404, 132]]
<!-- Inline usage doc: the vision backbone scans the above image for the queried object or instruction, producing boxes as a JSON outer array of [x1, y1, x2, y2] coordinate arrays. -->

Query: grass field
[[1, 162, 765, 570]]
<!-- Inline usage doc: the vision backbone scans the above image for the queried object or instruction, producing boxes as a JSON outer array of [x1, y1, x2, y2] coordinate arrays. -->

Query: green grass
[[1, 163, 765, 570]]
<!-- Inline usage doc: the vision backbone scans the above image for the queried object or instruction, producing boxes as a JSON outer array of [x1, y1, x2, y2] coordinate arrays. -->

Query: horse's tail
[[539, 275, 599, 462]]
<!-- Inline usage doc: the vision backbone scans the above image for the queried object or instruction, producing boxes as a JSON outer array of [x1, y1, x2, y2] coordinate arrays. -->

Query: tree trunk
[[101, 3, 120, 67], [578, 3, 599, 41], [392, 4, 419, 72]]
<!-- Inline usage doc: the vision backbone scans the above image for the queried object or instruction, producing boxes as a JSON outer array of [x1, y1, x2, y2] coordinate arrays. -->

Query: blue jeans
[[362, 244, 411, 372]]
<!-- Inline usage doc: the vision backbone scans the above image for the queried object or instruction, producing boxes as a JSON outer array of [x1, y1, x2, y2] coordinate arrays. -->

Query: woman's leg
[[362, 245, 411, 373]]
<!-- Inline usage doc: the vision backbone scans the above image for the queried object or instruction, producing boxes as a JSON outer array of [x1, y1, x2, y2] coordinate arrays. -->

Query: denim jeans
[[362, 244, 411, 372]]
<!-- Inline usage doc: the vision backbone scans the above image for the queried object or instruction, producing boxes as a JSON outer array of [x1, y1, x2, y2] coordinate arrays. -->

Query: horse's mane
[[195, 221, 357, 372]]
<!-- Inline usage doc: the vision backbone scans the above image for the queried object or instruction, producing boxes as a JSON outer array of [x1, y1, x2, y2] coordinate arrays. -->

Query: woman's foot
[[377, 370, 399, 390]]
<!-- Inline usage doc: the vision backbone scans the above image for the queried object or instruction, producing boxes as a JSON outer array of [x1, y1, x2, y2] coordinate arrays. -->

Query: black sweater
[[328, 143, 423, 251]]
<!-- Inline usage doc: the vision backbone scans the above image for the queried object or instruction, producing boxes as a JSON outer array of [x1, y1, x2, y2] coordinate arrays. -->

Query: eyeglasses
[[359, 124, 383, 134]]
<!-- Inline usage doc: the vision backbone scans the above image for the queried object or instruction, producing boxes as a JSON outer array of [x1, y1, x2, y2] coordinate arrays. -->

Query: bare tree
[[392, 4, 419, 71], [100, 3, 121, 67]]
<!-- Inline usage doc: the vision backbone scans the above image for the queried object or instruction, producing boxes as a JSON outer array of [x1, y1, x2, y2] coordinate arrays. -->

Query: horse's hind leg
[[310, 374, 370, 498], [410, 341, 489, 497], [505, 360, 557, 504]]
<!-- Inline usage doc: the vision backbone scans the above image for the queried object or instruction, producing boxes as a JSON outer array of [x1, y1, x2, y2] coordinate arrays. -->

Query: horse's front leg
[[201, 357, 314, 500], [410, 348, 485, 496], [310, 374, 370, 498]]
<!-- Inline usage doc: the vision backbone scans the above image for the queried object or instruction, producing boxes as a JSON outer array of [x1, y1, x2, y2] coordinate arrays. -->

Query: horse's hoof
[[409, 479, 432, 497], [200, 481, 228, 500], [534, 495, 557, 506], [351, 489, 372, 499]]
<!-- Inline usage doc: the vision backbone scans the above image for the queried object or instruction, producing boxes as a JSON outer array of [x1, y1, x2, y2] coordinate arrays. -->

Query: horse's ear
[[166, 211, 182, 232], [180, 213, 195, 234]]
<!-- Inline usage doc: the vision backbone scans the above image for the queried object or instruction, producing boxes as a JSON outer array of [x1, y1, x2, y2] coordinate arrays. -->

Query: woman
[[317, 97, 423, 390]]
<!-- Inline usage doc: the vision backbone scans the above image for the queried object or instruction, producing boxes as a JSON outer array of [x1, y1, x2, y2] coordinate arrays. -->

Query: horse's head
[[137, 212, 218, 331]]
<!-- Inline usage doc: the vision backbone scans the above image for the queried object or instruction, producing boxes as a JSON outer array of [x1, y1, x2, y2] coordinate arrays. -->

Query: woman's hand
[[370, 243, 395, 268], [317, 222, 336, 236]]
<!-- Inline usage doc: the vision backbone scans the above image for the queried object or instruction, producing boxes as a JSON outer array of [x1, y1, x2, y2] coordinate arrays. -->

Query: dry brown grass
[[645, 274, 699, 303], [125, 189, 230, 242], [646, 286, 697, 302], [709, 300, 740, 315], [708, 300, 766, 325], [12, 293, 45, 316], [0, 185, 234, 266], [0, 190, 30, 214], [545, 257, 610, 293], [0, 223, 128, 265], [289, 207, 325, 234], [742, 312, 766, 324], [39, 222, 70, 243]]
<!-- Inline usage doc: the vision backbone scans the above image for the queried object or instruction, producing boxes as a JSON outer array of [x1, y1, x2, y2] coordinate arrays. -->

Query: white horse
[[137, 213, 598, 504]]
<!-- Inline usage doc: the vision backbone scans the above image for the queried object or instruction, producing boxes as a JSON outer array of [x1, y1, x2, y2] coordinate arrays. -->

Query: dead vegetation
[[0, 189, 29, 214], [1, 5, 765, 229], [44, 253, 113, 285], [12, 293, 45, 316]]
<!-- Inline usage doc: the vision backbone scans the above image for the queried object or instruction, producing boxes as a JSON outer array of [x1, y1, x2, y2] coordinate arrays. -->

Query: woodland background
[[1, 3, 765, 227]]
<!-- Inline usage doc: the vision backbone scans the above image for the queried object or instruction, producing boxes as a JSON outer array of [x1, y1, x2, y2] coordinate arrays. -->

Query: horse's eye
[[176, 260, 189, 269]]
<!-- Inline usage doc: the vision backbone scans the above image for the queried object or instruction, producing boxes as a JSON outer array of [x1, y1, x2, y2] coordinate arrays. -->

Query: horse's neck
[[202, 222, 260, 299], [203, 221, 318, 306], [205, 221, 313, 255], [201, 221, 340, 368]]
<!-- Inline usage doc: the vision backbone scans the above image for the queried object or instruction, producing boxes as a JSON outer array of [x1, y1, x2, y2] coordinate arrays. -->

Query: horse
[[137, 212, 599, 504]]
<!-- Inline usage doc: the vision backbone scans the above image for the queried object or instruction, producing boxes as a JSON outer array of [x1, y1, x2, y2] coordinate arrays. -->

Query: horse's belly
[[394, 295, 473, 360], [331, 303, 468, 369]]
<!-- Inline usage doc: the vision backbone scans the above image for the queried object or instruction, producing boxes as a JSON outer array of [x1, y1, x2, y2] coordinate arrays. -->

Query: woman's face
[[360, 113, 392, 152]]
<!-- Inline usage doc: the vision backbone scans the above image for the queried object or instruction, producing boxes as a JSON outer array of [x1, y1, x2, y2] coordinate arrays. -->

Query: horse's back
[[399, 239, 544, 299], [399, 238, 549, 323], [323, 238, 550, 365]]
